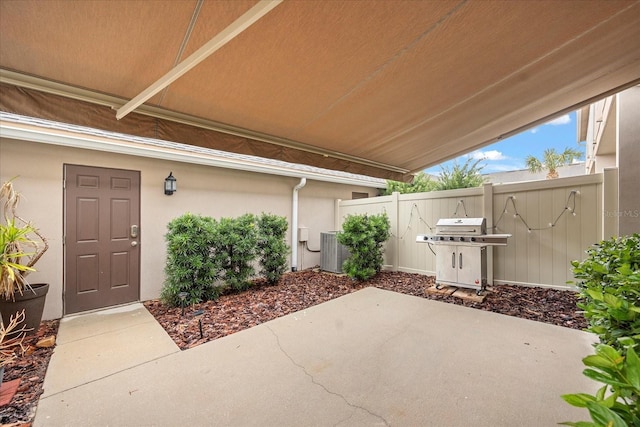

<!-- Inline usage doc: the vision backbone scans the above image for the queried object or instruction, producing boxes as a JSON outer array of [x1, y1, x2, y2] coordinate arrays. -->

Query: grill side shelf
[[416, 234, 511, 246]]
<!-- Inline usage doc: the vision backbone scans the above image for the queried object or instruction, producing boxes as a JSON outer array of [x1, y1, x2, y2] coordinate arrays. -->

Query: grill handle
[[451, 252, 455, 268], [459, 252, 463, 269]]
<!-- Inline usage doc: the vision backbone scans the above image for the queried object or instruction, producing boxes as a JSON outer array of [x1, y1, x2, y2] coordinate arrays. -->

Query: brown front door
[[64, 165, 140, 314]]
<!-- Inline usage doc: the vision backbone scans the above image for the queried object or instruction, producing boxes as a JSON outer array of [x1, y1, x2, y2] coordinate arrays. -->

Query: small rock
[[36, 336, 56, 348]]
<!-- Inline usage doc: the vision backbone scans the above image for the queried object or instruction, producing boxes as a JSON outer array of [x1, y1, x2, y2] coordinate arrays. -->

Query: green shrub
[[161, 213, 219, 306], [212, 214, 258, 291], [572, 234, 640, 348], [337, 213, 390, 281], [256, 213, 289, 284], [561, 344, 640, 427], [383, 172, 437, 195], [562, 234, 640, 426], [434, 158, 485, 191]]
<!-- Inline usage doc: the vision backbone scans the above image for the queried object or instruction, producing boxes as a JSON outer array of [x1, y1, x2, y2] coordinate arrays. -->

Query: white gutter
[[291, 178, 307, 272]]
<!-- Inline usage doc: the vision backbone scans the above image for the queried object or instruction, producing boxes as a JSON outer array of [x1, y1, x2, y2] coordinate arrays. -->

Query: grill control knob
[[470, 237, 476, 242], [448, 236, 454, 241], [459, 237, 465, 242], [438, 236, 444, 241]]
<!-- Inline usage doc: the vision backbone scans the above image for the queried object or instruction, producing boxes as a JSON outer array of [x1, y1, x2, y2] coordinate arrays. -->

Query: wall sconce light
[[164, 172, 177, 195]]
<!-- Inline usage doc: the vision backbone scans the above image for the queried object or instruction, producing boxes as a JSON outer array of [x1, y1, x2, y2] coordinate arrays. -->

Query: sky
[[425, 111, 583, 175]]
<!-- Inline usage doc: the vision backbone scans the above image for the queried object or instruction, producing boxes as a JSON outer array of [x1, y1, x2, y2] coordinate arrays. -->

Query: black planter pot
[[0, 283, 49, 336]]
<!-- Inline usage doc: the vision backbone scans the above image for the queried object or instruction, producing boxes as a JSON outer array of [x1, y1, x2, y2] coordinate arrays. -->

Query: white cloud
[[467, 150, 507, 161], [545, 114, 571, 126], [529, 114, 570, 133]]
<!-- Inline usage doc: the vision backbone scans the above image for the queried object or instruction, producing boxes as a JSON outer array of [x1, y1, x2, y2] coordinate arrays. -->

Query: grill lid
[[435, 217, 486, 235]]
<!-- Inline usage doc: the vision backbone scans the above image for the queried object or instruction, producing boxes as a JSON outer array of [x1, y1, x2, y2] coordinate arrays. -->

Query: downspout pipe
[[291, 177, 307, 271]]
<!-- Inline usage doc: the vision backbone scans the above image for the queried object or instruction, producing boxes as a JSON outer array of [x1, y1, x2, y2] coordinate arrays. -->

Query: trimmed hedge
[[337, 213, 390, 281], [161, 213, 219, 306], [161, 212, 289, 306]]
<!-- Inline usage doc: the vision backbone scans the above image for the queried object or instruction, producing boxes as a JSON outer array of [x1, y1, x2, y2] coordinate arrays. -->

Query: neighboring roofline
[[0, 112, 386, 189], [577, 105, 590, 143]]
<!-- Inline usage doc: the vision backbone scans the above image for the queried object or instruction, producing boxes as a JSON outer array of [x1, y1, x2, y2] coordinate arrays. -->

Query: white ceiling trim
[[116, 0, 284, 119]]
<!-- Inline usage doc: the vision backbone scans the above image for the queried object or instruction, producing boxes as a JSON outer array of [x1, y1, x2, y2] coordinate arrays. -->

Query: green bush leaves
[[161, 212, 289, 306], [561, 345, 640, 426], [161, 213, 219, 306], [213, 214, 258, 292], [562, 234, 640, 426], [572, 234, 640, 348], [337, 213, 390, 281], [257, 214, 289, 285]]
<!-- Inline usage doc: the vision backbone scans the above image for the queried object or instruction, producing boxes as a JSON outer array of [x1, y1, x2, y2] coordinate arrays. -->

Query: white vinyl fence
[[337, 170, 619, 289]]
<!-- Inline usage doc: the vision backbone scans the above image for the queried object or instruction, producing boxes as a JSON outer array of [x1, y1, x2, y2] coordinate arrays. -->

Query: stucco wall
[[0, 138, 377, 320], [617, 87, 640, 235]]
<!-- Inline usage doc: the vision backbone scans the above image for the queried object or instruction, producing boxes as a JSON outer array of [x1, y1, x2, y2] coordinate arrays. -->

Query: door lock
[[130, 225, 138, 238]]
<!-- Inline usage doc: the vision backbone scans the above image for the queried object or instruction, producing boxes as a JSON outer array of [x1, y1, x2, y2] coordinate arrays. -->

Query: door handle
[[131, 241, 138, 247]]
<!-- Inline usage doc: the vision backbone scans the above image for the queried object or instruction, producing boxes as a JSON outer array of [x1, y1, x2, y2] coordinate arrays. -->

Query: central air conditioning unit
[[320, 231, 349, 273]]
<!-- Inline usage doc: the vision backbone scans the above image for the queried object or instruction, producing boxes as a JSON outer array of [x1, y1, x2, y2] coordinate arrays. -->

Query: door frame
[[63, 164, 141, 315]]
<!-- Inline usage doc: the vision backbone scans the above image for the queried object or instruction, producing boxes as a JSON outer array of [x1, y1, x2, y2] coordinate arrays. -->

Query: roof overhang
[[1, 1, 639, 180]]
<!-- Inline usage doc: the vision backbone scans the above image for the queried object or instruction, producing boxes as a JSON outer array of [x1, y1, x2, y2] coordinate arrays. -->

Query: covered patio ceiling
[[1, 0, 639, 181]]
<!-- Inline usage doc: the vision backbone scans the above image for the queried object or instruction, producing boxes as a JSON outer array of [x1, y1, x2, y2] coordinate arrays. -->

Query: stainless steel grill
[[416, 217, 511, 295]]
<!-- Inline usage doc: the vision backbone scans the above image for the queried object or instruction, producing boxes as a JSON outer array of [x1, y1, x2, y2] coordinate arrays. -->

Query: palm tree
[[525, 147, 582, 179]]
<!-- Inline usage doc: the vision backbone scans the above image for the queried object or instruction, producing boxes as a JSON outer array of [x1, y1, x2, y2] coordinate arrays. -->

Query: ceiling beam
[[115, 0, 283, 120]]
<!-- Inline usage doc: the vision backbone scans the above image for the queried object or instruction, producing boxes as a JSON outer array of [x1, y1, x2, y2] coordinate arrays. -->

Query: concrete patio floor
[[34, 287, 597, 426]]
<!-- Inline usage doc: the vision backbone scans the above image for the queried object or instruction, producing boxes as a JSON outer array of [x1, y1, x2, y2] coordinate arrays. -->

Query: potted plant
[[0, 180, 49, 335], [0, 309, 28, 385]]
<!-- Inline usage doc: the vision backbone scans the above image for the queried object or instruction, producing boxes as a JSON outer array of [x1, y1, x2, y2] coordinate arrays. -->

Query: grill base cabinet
[[417, 217, 509, 295], [320, 232, 349, 274], [435, 245, 487, 292]]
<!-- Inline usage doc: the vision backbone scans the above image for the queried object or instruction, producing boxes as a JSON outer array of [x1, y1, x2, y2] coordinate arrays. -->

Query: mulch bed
[[144, 270, 587, 350], [0, 319, 59, 426], [2, 270, 587, 425]]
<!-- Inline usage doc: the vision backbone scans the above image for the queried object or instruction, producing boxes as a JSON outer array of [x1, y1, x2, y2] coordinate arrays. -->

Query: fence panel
[[337, 173, 604, 289], [396, 189, 484, 274], [492, 175, 602, 288]]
